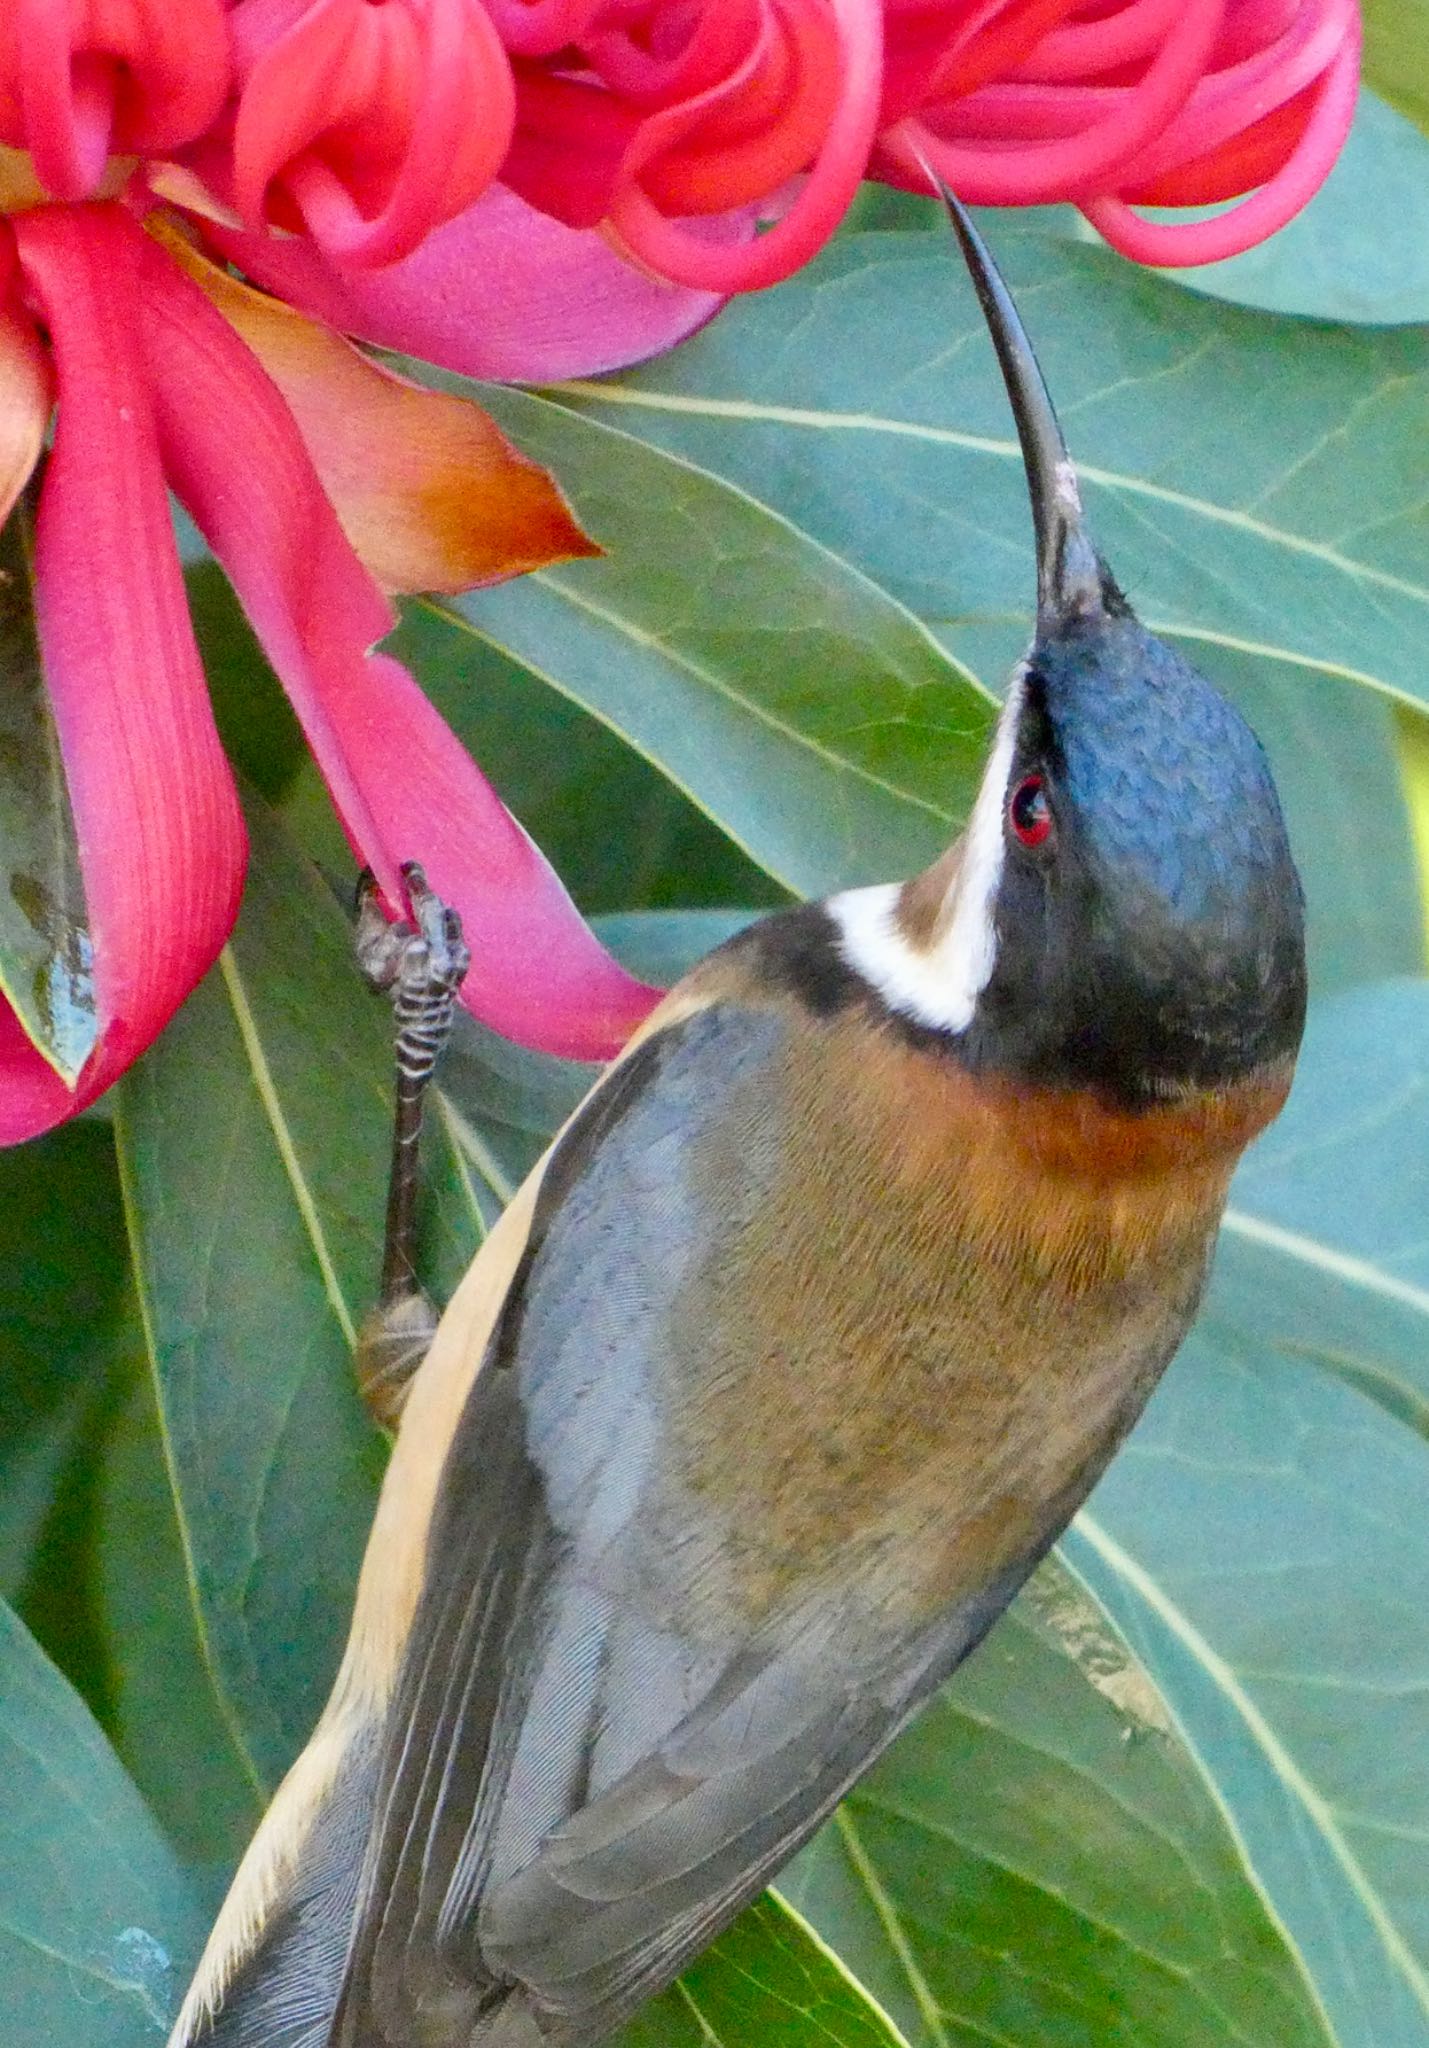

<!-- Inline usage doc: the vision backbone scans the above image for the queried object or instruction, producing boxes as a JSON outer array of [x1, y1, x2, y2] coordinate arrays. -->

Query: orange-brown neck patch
[[808, 1015, 1292, 1300]]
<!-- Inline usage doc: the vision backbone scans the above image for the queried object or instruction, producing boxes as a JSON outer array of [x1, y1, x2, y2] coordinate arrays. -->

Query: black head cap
[[933, 189, 1306, 1106]]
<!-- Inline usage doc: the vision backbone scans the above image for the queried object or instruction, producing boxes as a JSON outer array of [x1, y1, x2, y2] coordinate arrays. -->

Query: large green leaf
[[1060, 981, 1429, 2048], [0, 1598, 205, 2044], [552, 231, 1429, 708], [414, 383, 993, 897], [543, 229, 1427, 983], [786, 1560, 1333, 2048], [0, 1120, 256, 1872], [114, 791, 484, 1795], [1217, 977, 1429, 1428], [91, 1357, 265, 1875]]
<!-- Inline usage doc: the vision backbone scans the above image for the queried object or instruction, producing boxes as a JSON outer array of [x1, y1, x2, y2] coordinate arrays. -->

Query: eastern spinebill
[[171, 195, 1307, 2048]]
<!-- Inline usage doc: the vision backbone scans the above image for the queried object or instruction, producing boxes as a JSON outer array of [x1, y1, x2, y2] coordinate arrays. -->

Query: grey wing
[[331, 1001, 1019, 2048]]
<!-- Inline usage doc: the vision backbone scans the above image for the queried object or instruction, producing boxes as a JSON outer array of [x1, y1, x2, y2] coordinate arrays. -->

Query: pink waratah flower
[[179, 0, 1361, 338], [0, 1, 719, 1144], [0, 0, 1363, 1144]]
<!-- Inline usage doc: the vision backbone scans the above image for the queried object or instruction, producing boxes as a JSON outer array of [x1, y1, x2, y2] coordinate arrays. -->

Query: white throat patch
[[830, 669, 1025, 1035]]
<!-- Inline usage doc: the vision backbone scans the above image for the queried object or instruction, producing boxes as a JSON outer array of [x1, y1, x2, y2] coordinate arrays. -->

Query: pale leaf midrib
[[1072, 1512, 1429, 2024], [217, 948, 357, 1349], [551, 384, 1429, 614], [1221, 1208, 1429, 1322], [111, 1091, 270, 1811]]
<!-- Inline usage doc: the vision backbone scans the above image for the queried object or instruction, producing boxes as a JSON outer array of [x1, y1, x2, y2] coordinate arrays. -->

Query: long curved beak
[[929, 177, 1106, 629]]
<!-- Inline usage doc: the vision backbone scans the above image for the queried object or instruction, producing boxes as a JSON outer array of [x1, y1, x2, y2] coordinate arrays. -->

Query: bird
[[169, 194, 1308, 2048]]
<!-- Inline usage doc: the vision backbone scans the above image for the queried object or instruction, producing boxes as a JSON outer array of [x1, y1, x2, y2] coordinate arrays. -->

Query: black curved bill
[[928, 176, 1106, 627]]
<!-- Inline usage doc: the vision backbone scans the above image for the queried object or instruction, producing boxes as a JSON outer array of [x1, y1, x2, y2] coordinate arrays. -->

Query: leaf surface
[[115, 791, 483, 1790], [416, 383, 994, 897], [621, 1898, 910, 2048], [0, 1598, 204, 2045], [787, 1560, 1334, 2048]]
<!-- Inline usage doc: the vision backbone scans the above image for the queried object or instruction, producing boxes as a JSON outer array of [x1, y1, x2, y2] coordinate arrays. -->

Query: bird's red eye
[[1009, 773, 1053, 849]]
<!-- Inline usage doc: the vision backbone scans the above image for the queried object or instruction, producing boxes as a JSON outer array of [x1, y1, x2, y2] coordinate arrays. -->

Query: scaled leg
[[354, 863, 470, 1427]]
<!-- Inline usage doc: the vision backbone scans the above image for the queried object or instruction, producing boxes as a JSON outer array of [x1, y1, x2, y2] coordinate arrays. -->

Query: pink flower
[[188, 0, 1361, 325], [226, 0, 516, 267], [0, 4, 708, 1144]]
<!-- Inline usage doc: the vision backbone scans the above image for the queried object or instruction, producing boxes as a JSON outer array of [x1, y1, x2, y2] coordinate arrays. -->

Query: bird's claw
[[354, 863, 471, 1011]]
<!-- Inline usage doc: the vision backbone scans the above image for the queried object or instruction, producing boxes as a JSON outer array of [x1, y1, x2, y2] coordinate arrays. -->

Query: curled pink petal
[[2, 205, 246, 1141], [1105, 0, 1354, 192], [133, 227, 658, 1059], [889, 0, 1228, 204], [482, 0, 608, 59], [228, 0, 515, 267], [1082, 21, 1359, 262], [204, 181, 733, 381], [0, 0, 229, 201], [1013, 0, 1188, 83], [607, 0, 883, 291]]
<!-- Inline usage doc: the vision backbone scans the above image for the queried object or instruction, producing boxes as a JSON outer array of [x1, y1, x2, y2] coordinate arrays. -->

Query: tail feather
[[171, 1717, 381, 2047]]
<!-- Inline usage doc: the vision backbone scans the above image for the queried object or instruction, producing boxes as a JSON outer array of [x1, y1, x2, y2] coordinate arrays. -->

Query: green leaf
[[411, 382, 993, 897], [91, 1358, 264, 1874], [0, 1123, 130, 1609], [546, 231, 1429, 983], [786, 1560, 1333, 2048], [594, 908, 759, 987], [1216, 978, 1429, 1433], [389, 604, 789, 916], [1155, 91, 1429, 325], [554, 230, 1429, 713], [114, 789, 484, 1792], [0, 480, 96, 1083], [1058, 983, 1429, 2048], [621, 1898, 909, 2048], [0, 1121, 255, 1871], [0, 1598, 205, 2044], [1364, 0, 1429, 138]]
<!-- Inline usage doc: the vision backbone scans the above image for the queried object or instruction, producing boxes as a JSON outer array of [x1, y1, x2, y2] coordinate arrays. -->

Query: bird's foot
[[354, 864, 470, 1429]]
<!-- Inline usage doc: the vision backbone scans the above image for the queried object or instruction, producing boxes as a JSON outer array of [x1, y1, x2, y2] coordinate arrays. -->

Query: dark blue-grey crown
[[938, 187, 1306, 1102]]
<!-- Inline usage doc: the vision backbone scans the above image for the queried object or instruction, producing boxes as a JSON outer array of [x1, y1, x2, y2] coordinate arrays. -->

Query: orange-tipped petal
[[133, 227, 659, 1061], [2, 206, 246, 1141], [150, 216, 598, 594]]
